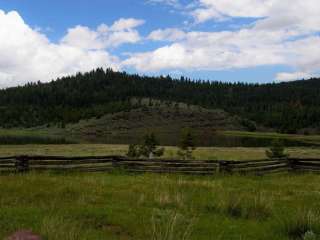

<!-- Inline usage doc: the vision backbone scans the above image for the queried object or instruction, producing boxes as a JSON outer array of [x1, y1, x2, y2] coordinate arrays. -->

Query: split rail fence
[[0, 156, 319, 175]]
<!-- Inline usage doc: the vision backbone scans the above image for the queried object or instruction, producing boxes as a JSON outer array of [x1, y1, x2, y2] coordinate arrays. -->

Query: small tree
[[177, 128, 196, 160], [127, 144, 141, 158], [140, 133, 164, 159], [266, 139, 289, 159]]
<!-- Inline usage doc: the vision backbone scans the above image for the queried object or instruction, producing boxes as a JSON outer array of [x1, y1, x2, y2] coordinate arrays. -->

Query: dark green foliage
[[241, 119, 257, 132], [0, 68, 320, 132], [126, 144, 141, 158], [127, 133, 164, 158], [140, 133, 164, 158], [178, 128, 196, 160], [0, 135, 71, 145], [266, 139, 289, 159]]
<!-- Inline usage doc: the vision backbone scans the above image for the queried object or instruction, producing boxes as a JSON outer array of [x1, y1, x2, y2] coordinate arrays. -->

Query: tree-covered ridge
[[0, 68, 320, 133]]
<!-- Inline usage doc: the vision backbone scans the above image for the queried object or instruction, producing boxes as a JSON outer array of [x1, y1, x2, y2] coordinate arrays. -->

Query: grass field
[[222, 131, 320, 146], [0, 140, 320, 239], [0, 144, 320, 160], [1, 172, 320, 239]]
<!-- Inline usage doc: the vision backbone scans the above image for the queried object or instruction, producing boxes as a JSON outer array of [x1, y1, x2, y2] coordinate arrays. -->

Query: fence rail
[[0, 156, 319, 175]]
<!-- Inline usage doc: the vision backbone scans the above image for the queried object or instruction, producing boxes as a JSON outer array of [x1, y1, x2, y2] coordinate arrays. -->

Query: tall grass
[[1, 172, 320, 239], [151, 209, 196, 240], [279, 209, 320, 239], [218, 191, 273, 220]]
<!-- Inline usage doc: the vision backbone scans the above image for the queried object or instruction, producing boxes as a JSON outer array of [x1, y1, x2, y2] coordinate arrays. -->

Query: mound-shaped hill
[[65, 101, 254, 146], [1, 68, 320, 133]]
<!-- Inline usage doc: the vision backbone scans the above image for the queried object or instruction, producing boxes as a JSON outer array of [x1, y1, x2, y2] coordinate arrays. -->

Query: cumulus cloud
[[0, 10, 144, 88], [191, 0, 274, 22], [110, 18, 145, 31], [61, 18, 144, 49], [148, 28, 186, 41], [124, 29, 287, 71], [275, 72, 317, 82], [125, 0, 320, 80]]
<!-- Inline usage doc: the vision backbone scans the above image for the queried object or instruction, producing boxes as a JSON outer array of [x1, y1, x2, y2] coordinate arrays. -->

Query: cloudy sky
[[0, 0, 319, 87]]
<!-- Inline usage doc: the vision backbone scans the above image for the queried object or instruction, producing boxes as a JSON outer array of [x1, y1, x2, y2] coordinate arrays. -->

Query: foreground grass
[[0, 144, 319, 160], [1, 172, 320, 239]]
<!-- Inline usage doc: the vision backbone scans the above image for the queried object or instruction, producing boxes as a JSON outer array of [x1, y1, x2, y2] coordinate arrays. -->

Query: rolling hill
[[64, 100, 252, 145], [0, 68, 320, 134]]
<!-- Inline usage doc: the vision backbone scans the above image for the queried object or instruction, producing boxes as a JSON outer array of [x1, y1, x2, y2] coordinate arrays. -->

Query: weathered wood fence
[[0, 156, 319, 175]]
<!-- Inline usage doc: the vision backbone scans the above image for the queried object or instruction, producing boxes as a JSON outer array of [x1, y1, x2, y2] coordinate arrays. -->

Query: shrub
[[241, 119, 257, 132], [266, 139, 289, 159], [127, 144, 141, 158], [127, 133, 164, 159], [140, 133, 164, 159]]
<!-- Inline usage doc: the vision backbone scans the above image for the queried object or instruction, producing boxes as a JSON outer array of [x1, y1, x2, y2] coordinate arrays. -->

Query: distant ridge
[[0, 68, 319, 133]]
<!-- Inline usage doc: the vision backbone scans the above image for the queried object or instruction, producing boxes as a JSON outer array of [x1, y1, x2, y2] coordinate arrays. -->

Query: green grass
[[0, 144, 319, 160], [1, 172, 320, 239], [222, 131, 320, 146]]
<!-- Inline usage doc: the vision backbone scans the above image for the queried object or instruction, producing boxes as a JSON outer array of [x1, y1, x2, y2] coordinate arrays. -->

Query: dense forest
[[0, 68, 320, 133]]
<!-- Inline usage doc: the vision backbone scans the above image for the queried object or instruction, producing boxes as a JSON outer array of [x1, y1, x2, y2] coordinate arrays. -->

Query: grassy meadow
[[0, 144, 320, 160], [1, 172, 320, 239], [1, 129, 320, 239]]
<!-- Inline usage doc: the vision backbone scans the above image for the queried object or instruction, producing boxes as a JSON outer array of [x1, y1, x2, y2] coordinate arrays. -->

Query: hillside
[[0, 68, 320, 133], [63, 101, 250, 145]]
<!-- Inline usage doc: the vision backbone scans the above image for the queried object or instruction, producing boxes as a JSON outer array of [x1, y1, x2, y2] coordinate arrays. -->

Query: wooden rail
[[0, 156, 319, 175]]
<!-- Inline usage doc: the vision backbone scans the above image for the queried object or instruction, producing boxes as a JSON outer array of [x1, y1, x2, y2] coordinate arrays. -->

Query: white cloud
[[124, 0, 320, 80], [61, 26, 103, 50], [192, 0, 274, 22], [110, 18, 145, 31], [148, 28, 186, 41], [61, 18, 144, 49], [191, 0, 320, 34], [0, 10, 145, 88], [275, 72, 317, 82], [124, 28, 293, 71]]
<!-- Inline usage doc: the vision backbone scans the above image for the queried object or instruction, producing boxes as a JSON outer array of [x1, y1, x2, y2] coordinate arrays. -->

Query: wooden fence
[[0, 156, 319, 175]]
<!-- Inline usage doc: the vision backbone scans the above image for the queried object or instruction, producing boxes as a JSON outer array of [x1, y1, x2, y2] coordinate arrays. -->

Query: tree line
[[0, 68, 320, 133]]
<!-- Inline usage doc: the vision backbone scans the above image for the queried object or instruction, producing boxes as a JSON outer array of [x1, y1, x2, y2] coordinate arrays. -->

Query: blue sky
[[0, 0, 319, 87]]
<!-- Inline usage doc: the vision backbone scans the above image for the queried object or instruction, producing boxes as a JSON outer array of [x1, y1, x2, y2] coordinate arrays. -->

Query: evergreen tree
[[0, 68, 319, 132], [177, 128, 196, 160], [139, 133, 164, 159]]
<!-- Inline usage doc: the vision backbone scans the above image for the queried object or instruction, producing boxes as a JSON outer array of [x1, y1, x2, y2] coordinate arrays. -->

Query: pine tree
[[177, 128, 196, 160]]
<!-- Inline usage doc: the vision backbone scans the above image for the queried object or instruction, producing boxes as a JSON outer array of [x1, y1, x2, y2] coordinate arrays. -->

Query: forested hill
[[0, 68, 320, 133]]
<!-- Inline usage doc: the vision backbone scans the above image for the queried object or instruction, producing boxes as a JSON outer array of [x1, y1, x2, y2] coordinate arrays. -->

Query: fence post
[[111, 156, 121, 170], [287, 158, 297, 173], [219, 161, 232, 174], [15, 156, 29, 173]]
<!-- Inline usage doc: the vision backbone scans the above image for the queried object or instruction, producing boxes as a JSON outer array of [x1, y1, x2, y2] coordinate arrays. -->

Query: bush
[[127, 133, 164, 159], [127, 144, 141, 158], [241, 119, 257, 132], [266, 139, 289, 159]]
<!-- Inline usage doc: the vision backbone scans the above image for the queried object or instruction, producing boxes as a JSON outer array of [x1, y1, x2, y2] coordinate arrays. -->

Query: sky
[[0, 0, 320, 88]]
